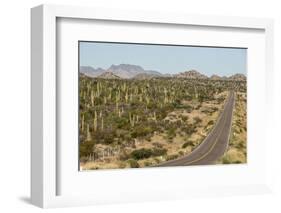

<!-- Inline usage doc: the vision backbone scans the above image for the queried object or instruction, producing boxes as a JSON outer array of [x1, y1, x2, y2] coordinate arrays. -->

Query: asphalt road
[[156, 91, 235, 167]]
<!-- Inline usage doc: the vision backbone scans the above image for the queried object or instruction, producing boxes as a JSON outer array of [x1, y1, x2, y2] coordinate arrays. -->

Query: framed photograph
[[31, 4, 274, 208]]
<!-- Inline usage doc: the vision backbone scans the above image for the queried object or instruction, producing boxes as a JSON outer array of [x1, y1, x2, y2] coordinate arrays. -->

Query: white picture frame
[[31, 4, 274, 208]]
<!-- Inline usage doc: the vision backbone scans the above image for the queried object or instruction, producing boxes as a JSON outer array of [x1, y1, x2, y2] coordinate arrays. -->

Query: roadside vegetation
[[217, 90, 247, 164]]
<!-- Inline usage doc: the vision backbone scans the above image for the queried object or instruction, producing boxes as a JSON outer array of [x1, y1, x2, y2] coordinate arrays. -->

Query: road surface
[[156, 91, 235, 167]]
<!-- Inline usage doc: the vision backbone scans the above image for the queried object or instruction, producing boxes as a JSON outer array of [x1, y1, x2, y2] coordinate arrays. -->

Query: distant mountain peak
[[80, 66, 105, 78], [210, 74, 222, 80], [109, 64, 144, 71], [175, 69, 208, 79], [105, 64, 161, 78], [228, 73, 246, 81]]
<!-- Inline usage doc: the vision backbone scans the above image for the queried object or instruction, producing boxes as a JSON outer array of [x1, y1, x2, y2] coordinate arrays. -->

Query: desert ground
[[79, 69, 247, 170]]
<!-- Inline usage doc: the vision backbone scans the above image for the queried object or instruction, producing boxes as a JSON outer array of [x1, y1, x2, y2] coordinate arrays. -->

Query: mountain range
[[80, 64, 246, 81], [80, 64, 162, 79]]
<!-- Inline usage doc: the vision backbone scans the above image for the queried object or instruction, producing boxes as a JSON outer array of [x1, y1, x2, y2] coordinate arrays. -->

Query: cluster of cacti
[[79, 74, 246, 162]]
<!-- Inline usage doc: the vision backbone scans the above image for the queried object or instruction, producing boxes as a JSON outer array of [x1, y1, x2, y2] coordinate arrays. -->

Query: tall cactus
[[93, 110, 98, 132], [139, 95, 143, 102], [129, 112, 135, 127], [86, 124, 91, 141], [101, 117, 104, 131], [164, 87, 168, 104], [125, 90, 129, 103], [108, 89, 112, 101], [97, 82, 100, 97], [194, 85, 198, 99], [153, 111, 157, 121], [90, 90, 95, 106], [145, 95, 150, 105], [81, 114, 85, 132]]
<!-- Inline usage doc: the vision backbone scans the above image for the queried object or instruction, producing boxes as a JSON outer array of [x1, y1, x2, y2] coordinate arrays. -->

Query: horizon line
[[79, 63, 247, 78]]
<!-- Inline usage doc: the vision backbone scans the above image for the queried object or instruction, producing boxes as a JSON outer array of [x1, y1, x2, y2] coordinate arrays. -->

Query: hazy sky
[[79, 41, 247, 77]]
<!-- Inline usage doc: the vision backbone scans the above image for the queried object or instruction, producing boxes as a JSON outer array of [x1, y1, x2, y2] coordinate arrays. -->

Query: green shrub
[[182, 140, 193, 148], [144, 161, 152, 167], [127, 159, 140, 168], [131, 126, 153, 138], [79, 141, 95, 158], [193, 116, 202, 124], [207, 120, 214, 126], [178, 151, 184, 156], [130, 148, 153, 160], [166, 154, 179, 161], [154, 158, 161, 164], [222, 156, 231, 164], [181, 115, 189, 122]]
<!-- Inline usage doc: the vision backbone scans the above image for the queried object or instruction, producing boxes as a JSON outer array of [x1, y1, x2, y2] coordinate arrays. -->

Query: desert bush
[[222, 156, 231, 164], [130, 148, 153, 160], [119, 150, 130, 161], [144, 161, 153, 167], [103, 134, 115, 145], [127, 159, 140, 168], [152, 148, 167, 157], [207, 120, 214, 126], [181, 115, 189, 122], [167, 128, 176, 140], [153, 158, 161, 164], [193, 116, 202, 124], [182, 140, 194, 148], [131, 126, 153, 138], [79, 141, 95, 158], [165, 154, 179, 161], [181, 125, 196, 135], [178, 151, 184, 156]]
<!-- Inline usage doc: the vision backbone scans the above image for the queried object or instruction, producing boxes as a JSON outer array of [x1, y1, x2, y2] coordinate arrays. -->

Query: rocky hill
[[210, 74, 222, 80], [175, 70, 208, 79], [97, 71, 121, 79], [80, 64, 162, 79], [80, 66, 105, 78], [80, 65, 246, 81], [228, 73, 247, 81]]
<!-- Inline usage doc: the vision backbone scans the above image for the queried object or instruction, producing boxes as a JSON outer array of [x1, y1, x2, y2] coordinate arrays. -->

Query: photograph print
[[79, 41, 247, 170]]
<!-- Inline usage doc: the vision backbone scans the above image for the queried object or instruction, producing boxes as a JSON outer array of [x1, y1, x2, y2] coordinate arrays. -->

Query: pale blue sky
[[79, 41, 247, 77]]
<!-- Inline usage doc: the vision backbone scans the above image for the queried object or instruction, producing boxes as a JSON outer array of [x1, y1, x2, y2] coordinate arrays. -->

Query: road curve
[[156, 91, 235, 167]]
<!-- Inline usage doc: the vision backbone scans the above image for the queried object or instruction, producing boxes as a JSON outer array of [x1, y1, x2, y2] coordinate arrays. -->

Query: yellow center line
[[183, 97, 232, 165]]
